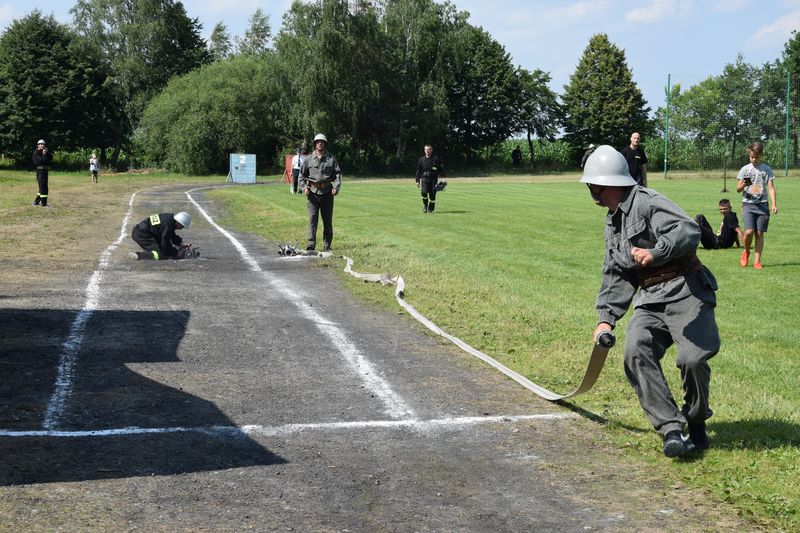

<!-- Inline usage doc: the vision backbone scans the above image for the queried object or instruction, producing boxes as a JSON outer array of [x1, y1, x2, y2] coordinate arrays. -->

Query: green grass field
[[211, 173, 800, 530]]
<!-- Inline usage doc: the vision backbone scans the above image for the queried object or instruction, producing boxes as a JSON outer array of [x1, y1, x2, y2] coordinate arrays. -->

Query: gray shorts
[[742, 202, 770, 232]]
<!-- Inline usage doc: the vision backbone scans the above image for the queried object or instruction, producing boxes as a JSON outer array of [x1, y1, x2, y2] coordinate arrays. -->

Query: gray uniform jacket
[[300, 151, 342, 193], [596, 186, 718, 328]]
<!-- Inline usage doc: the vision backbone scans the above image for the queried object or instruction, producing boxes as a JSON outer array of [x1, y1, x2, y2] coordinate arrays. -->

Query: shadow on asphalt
[[0, 308, 284, 486]]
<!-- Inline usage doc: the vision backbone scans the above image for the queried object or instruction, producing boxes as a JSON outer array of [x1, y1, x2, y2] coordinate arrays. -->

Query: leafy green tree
[[274, 0, 388, 170], [209, 22, 232, 61], [379, 0, 467, 163], [0, 10, 118, 162], [562, 33, 650, 155], [514, 67, 563, 166], [445, 25, 519, 161], [71, 0, 211, 165], [779, 32, 800, 165], [236, 8, 271, 55], [782, 30, 800, 81], [716, 56, 761, 160], [136, 55, 283, 174]]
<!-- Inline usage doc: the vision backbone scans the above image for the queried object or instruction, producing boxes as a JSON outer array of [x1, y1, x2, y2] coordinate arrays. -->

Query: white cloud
[[0, 3, 18, 27], [750, 9, 800, 48], [625, 0, 675, 23]]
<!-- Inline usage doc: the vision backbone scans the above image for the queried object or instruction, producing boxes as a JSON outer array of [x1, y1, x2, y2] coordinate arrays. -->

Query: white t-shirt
[[737, 162, 774, 204]]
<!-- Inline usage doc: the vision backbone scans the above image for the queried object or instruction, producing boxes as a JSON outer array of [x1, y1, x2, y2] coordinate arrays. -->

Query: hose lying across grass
[[340, 255, 614, 402]]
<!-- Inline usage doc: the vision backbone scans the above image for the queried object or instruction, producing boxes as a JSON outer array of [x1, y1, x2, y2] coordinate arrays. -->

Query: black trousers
[[132, 227, 173, 260], [33, 171, 49, 206], [292, 169, 300, 193], [307, 191, 334, 248], [420, 177, 437, 209], [695, 214, 720, 250]]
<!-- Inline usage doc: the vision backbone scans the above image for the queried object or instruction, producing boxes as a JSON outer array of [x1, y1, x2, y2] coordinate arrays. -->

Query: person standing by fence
[[736, 142, 778, 269], [621, 132, 647, 187]]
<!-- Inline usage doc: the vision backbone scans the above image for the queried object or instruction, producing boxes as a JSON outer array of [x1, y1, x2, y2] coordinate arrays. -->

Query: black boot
[[663, 430, 688, 458], [428, 202, 435, 212], [688, 422, 709, 452]]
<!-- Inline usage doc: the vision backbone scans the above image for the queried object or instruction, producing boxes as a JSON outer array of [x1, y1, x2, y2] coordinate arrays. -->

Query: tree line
[[1, 0, 799, 174]]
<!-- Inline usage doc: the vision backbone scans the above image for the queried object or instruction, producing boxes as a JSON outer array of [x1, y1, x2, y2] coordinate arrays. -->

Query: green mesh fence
[[653, 68, 795, 177]]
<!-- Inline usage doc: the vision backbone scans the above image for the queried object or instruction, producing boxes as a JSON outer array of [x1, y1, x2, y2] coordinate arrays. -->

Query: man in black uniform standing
[[129, 212, 192, 260], [32, 139, 53, 207], [415, 144, 445, 213], [621, 132, 648, 187]]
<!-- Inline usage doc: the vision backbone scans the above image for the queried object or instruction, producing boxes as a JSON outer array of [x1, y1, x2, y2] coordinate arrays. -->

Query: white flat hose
[[342, 257, 611, 402]]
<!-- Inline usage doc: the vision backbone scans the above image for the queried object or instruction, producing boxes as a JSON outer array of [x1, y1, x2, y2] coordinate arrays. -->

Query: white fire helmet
[[580, 145, 637, 187], [174, 211, 191, 228]]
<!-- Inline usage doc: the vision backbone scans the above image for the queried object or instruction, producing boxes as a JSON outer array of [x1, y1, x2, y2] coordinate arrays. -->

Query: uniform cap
[[313, 133, 328, 144], [37, 139, 46, 145]]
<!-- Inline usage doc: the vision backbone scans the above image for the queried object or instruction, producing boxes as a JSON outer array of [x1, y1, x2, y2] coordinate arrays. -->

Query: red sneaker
[[740, 250, 750, 267], [754, 262, 763, 270]]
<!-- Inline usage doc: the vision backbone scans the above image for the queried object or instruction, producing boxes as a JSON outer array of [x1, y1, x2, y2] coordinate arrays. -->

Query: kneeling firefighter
[[130, 211, 192, 260]]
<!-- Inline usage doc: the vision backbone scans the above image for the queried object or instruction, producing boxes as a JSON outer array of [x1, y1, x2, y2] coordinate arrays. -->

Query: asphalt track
[[0, 184, 744, 531]]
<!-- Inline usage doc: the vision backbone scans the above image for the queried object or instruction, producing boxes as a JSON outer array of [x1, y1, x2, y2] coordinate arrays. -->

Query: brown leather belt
[[36, 166, 49, 170], [309, 181, 330, 189], [636, 253, 702, 288]]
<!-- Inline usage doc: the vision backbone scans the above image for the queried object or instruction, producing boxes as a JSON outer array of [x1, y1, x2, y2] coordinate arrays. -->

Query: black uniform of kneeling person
[[131, 212, 191, 260]]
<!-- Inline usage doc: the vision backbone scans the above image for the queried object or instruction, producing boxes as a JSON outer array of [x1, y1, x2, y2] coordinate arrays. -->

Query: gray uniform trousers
[[306, 190, 334, 248], [623, 292, 719, 437]]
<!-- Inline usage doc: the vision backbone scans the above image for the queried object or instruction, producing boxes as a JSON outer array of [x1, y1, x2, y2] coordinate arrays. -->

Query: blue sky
[[2, 0, 799, 113]]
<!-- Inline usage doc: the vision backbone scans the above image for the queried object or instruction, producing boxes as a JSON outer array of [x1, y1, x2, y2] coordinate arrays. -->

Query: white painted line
[[185, 187, 417, 420], [42, 192, 142, 430], [0, 413, 575, 438]]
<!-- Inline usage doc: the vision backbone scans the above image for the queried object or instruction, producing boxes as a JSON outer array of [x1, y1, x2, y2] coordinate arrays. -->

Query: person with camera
[[32, 139, 53, 207], [736, 141, 777, 269], [415, 144, 446, 213]]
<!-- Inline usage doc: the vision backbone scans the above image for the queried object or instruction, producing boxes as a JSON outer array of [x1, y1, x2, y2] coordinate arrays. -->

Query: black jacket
[[416, 155, 445, 182], [134, 213, 183, 257], [32, 149, 53, 170]]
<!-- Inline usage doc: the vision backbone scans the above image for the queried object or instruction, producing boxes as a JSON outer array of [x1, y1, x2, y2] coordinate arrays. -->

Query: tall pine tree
[[562, 33, 650, 156]]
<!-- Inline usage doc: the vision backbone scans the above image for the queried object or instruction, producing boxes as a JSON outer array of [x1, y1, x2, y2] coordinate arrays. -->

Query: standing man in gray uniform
[[581, 145, 720, 458], [300, 133, 342, 251]]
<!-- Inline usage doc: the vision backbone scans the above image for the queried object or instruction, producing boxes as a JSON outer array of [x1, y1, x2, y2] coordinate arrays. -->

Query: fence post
[[664, 74, 670, 179], [786, 69, 791, 177]]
